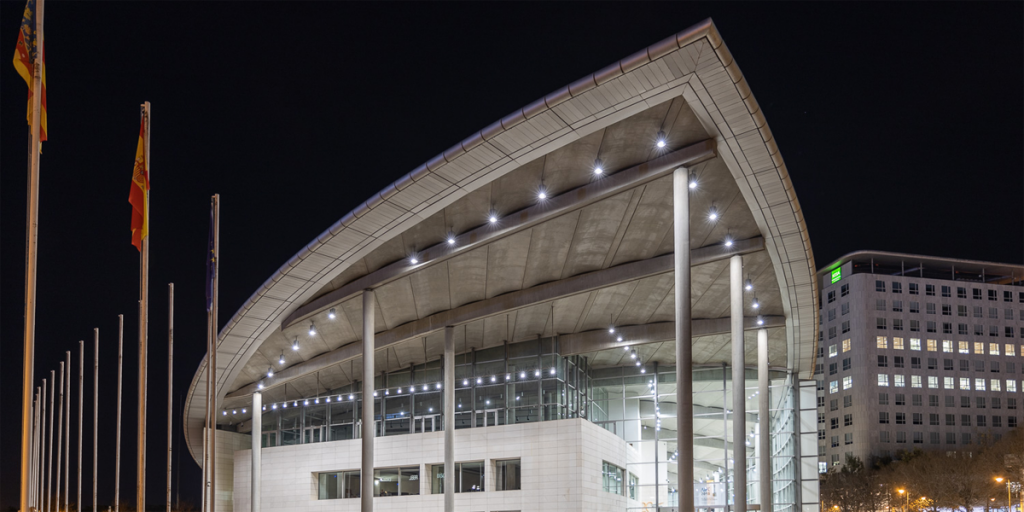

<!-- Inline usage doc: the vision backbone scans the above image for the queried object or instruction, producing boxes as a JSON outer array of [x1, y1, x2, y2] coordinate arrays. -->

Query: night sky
[[2, 3, 1021, 510]]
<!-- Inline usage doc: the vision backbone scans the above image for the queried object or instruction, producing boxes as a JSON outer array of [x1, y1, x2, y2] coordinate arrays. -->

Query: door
[[415, 414, 438, 433], [303, 425, 325, 444], [475, 409, 504, 427]]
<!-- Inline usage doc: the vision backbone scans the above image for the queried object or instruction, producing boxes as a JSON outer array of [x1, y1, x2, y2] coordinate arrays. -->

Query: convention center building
[[183, 18, 821, 512]]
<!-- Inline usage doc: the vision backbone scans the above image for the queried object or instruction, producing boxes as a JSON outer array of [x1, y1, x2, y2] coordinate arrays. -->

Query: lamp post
[[898, 489, 907, 512], [997, 478, 1011, 512]]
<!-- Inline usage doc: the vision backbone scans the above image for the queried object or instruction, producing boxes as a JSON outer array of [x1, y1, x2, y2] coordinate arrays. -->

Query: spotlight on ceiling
[[724, 238, 733, 247], [688, 171, 697, 189], [267, 367, 274, 378], [656, 131, 667, 148], [538, 189, 547, 200], [708, 207, 718, 221], [752, 298, 760, 309], [757, 315, 764, 326], [447, 237, 456, 245], [745, 279, 753, 292], [593, 158, 604, 175], [308, 322, 316, 337], [410, 257, 418, 264], [292, 337, 299, 351], [328, 308, 336, 320], [278, 353, 285, 365], [489, 215, 497, 224]]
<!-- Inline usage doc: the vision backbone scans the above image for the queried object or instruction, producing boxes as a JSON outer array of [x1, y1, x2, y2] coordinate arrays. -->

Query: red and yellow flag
[[130, 121, 149, 251], [13, 0, 47, 141]]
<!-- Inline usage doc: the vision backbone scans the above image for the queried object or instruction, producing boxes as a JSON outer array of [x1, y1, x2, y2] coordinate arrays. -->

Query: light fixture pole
[[672, 166, 694, 512]]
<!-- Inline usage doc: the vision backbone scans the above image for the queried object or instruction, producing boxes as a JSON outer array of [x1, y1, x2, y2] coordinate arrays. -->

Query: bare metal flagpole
[[64, 350, 70, 512], [116, 314, 124, 512], [94, 328, 99, 512], [167, 283, 174, 512], [211, 194, 220, 512], [31, 389, 39, 510], [19, 0, 45, 509], [138, 100, 152, 512], [41, 378, 47, 510], [56, 361, 64, 512], [47, 369, 55, 512], [202, 308, 209, 512], [77, 340, 83, 512]]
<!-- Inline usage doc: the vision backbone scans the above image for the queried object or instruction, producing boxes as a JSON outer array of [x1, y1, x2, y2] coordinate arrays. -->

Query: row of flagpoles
[[16, 0, 223, 510]]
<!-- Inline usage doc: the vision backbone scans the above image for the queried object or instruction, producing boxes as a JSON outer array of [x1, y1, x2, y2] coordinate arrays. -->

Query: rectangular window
[[827, 291, 836, 304], [895, 394, 906, 406], [374, 466, 420, 497], [928, 376, 938, 389], [910, 338, 921, 351], [943, 323, 953, 334], [843, 358, 852, 371], [878, 412, 889, 424], [927, 303, 936, 315], [877, 336, 888, 349], [842, 321, 850, 333], [830, 418, 839, 430], [828, 327, 837, 339], [1008, 327, 1017, 338], [829, 362, 838, 375], [844, 414, 853, 426], [946, 396, 956, 407], [977, 415, 987, 427], [893, 282, 903, 294], [831, 436, 839, 448], [830, 399, 838, 411], [909, 283, 919, 295], [842, 339, 851, 353], [1011, 398, 1019, 410], [976, 378, 986, 391], [318, 471, 362, 500], [926, 284, 935, 296], [930, 394, 939, 407], [877, 318, 887, 330], [829, 345, 838, 358], [959, 341, 970, 354], [962, 414, 971, 426], [830, 381, 839, 394], [958, 305, 968, 317], [845, 433, 853, 445], [894, 337, 905, 350], [1008, 291, 1015, 303], [843, 376, 852, 390], [910, 320, 920, 332], [841, 283, 849, 296], [974, 288, 983, 300], [1011, 417, 1019, 428], [941, 285, 951, 297], [495, 459, 521, 491], [991, 343, 1001, 355], [1009, 380, 1018, 393], [828, 309, 836, 321], [993, 416, 1002, 428], [879, 393, 889, 405], [943, 340, 953, 353], [844, 395, 853, 408], [602, 462, 625, 495], [990, 307, 999, 319], [958, 287, 967, 298], [960, 378, 971, 391], [878, 374, 889, 387], [893, 319, 903, 331], [892, 300, 903, 312], [975, 342, 985, 355], [896, 413, 906, 425], [944, 377, 954, 389], [930, 432, 940, 444], [946, 414, 955, 426], [947, 433, 956, 445], [929, 413, 939, 426], [1009, 345, 1018, 357], [944, 358, 954, 370], [942, 304, 952, 316], [992, 379, 1002, 392], [975, 325, 984, 336], [841, 303, 850, 315], [912, 394, 922, 406], [895, 375, 905, 388], [927, 321, 937, 333], [876, 299, 886, 311], [913, 432, 923, 444], [911, 375, 922, 388], [927, 339, 937, 352], [895, 356, 905, 368], [959, 324, 968, 336], [962, 396, 971, 408], [878, 356, 888, 368], [910, 302, 920, 313], [876, 280, 886, 292], [990, 290, 998, 301]]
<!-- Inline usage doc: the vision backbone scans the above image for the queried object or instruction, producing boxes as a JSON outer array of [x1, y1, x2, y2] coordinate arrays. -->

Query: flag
[[130, 121, 148, 251], [13, 0, 47, 141], [206, 204, 215, 311]]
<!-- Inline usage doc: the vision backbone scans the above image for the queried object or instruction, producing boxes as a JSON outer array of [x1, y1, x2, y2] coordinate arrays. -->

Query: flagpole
[[202, 309, 209, 512], [64, 350, 70, 512], [116, 314, 124, 512], [77, 340, 83, 512], [94, 328, 99, 512], [167, 283, 174, 512], [56, 361, 64, 512], [19, 0, 45, 508], [47, 369, 55, 512], [211, 193, 220, 512], [41, 378, 47, 511], [31, 389, 39, 510], [138, 100, 152, 512]]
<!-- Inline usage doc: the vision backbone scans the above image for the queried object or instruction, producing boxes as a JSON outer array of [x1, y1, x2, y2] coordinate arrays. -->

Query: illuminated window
[[942, 340, 953, 353], [990, 343, 1000, 356], [877, 336, 888, 349], [830, 381, 839, 394], [1008, 345, 1017, 357], [878, 374, 889, 387], [911, 376, 922, 388], [974, 342, 984, 355], [895, 375, 905, 388], [893, 337, 905, 350], [843, 376, 852, 390], [992, 380, 1002, 392], [928, 376, 938, 389], [926, 339, 937, 352], [976, 379, 986, 391], [958, 341, 970, 354], [829, 345, 837, 358], [910, 338, 921, 351], [842, 339, 851, 353], [944, 377, 954, 389], [960, 378, 971, 391], [1008, 380, 1017, 393]]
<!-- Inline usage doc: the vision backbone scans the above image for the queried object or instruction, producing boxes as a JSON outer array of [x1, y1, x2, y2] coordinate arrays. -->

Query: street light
[[898, 489, 908, 512], [997, 477, 1011, 512]]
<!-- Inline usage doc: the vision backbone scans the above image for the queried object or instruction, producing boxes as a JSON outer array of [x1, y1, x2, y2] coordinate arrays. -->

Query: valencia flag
[[130, 121, 148, 250], [12, 0, 47, 141]]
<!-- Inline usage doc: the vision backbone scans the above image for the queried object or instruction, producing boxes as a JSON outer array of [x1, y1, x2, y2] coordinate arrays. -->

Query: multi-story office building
[[184, 19, 823, 512], [816, 251, 1024, 471]]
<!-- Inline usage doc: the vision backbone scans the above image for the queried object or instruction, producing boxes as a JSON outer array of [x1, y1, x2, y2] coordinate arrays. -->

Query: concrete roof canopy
[[184, 18, 818, 465]]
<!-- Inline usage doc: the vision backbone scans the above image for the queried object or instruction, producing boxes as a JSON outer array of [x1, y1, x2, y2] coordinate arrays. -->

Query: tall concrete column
[[673, 167, 693, 511], [443, 326, 455, 512], [251, 391, 261, 512], [361, 289, 375, 512], [757, 328, 771, 512], [730, 254, 745, 511]]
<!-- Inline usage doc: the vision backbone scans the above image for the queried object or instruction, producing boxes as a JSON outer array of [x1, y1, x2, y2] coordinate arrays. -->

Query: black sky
[[2, 2, 1021, 509]]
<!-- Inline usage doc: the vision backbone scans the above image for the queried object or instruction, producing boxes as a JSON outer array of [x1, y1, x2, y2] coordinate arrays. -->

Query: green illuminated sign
[[831, 268, 842, 284]]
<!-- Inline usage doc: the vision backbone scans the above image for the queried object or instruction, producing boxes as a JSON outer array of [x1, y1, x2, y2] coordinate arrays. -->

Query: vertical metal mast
[[138, 101, 152, 512]]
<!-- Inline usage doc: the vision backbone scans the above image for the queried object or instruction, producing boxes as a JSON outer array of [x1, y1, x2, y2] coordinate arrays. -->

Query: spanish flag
[[130, 121, 148, 251], [12, 0, 47, 141]]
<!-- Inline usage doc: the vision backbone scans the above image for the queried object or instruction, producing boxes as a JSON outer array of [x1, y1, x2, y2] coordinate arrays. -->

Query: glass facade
[[265, 337, 803, 511]]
